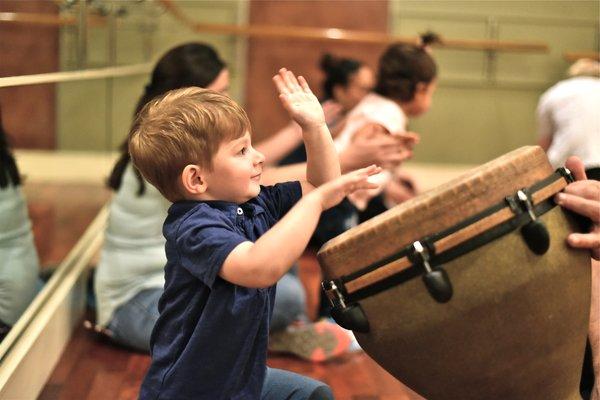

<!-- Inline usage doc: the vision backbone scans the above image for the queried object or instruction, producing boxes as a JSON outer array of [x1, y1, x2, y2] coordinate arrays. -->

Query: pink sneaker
[[268, 319, 353, 362]]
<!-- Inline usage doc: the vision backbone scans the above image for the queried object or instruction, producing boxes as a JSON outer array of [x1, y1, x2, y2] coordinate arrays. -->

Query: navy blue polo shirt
[[139, 181, 302, 400]]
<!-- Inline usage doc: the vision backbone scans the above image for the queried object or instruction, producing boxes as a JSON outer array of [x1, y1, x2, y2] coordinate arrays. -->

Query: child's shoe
[[268, 319, 352, 362]]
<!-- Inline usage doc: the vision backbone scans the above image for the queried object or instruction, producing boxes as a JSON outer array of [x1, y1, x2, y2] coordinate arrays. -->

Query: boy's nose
[[254, 148, 265, 165]]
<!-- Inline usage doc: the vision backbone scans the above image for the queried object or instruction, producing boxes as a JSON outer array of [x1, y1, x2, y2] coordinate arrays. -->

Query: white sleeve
[[536, 93, 554, 140]]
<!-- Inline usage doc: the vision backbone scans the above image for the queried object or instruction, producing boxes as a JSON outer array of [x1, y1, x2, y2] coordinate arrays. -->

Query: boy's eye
[[238, 147, 247, 155]]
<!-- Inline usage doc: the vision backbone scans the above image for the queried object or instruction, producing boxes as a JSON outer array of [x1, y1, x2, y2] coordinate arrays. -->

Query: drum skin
[[317, 147, 591, 400]]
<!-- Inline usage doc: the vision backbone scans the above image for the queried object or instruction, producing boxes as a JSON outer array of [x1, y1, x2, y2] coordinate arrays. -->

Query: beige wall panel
[[391, 0, 598, 164], [58, 0, 246, 152], [246, 0, 389, 143], [0, 0, 59, 149]]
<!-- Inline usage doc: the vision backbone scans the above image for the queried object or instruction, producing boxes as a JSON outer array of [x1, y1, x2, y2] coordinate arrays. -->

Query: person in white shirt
[[338, 32, 440, 217], [537, 59, 600, 400], [537, 58, 600, 173]]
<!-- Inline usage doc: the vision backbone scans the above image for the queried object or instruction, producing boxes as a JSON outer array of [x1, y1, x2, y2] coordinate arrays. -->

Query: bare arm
[[256, 102, 344, 167], [254, 122, 303, 166], [220, 165, 381, 287], [338, 123, 418, 172], [273, 69, 340, 190]]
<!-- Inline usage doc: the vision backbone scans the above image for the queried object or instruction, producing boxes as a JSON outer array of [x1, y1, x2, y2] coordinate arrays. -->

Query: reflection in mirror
[[0, 105, 39, 342], [93, 42, 227, 352]]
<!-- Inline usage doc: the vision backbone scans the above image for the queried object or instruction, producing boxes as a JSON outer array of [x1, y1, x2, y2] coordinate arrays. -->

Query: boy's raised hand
[[273, 68, 325, 130], [311, 164, 383, 210]]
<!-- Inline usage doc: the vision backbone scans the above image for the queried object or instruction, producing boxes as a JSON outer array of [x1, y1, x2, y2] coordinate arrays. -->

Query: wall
[[246, 0, 389, 143], [0, 0, 59, 149], [390, 0, 599, 164], [57, 0, 247, 151], [55, 0, 599, 164]]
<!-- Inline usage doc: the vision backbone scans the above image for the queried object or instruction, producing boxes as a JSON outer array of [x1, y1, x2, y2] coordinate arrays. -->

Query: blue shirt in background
[[139, 181, 302, 400]]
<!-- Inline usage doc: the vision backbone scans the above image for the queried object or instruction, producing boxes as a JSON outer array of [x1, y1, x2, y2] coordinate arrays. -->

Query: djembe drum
[[318, 146, 590, 400]]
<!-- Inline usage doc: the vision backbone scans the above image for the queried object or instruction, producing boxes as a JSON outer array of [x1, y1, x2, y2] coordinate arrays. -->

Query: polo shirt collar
[[170, 199, 265, 219]]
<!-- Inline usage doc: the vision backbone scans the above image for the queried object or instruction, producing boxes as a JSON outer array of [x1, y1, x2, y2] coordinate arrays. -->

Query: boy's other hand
[[311, 165, 382, 210], [273, 68, 326, 131]]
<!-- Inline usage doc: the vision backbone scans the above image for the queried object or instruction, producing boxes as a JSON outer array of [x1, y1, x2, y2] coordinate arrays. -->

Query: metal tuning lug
[[516, 190, 550, 255], [322, 280, 370, 333], [557, 166, 574, 183], [412, 241, 453, 303]]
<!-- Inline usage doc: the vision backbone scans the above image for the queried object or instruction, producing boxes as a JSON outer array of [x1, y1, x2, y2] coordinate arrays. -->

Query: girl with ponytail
[[336, 32, 441, 216], [95, 43, 230, 351]]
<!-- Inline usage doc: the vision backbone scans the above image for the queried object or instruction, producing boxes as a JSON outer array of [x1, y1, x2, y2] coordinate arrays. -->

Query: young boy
[[130, 68, 380, 399]]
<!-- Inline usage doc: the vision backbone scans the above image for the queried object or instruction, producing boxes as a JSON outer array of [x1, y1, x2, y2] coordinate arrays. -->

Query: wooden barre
[[159, 0, 548, 53], [188, 22, 548, 53], [0, 12, 106, 27], [564, 51, 600, 62], [1, 6, 550, 54]]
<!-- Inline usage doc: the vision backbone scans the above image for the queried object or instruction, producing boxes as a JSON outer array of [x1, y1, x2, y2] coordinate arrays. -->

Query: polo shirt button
[[237, 208, 243, 215]]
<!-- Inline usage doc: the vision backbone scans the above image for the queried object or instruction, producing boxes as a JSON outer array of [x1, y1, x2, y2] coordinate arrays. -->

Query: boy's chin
[[239, 185, 260, 202], [249, 184, 261, 197]]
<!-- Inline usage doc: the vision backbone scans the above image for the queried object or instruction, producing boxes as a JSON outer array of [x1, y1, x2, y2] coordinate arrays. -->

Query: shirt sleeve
[[536, 93, 554, 140], [176, 213, 248, 288], [335, 101, 406, 152], [258, 181, 302, 220]]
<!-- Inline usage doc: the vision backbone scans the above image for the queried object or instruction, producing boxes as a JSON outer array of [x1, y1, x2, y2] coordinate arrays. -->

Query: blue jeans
[[261, 367, 333, 400], [108, 272, 306, 352], [271, 271, 306, 332], [108, 288, 161, 352]]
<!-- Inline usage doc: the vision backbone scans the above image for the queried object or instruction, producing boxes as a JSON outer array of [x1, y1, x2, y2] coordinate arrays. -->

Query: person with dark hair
[[94, 43, 230, 352], [338, 32, 440, 217], [107, 42, 229, 197], [0, 105, 39, 341], [95, 43, 343, 358], [256, 53, 411, 171]]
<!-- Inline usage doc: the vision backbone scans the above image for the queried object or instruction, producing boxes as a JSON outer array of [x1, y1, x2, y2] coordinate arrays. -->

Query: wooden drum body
[[317, 147, 590, 400]]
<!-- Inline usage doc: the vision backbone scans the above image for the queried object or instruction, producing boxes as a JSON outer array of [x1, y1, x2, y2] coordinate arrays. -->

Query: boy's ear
[[181, 164, 208, 195]]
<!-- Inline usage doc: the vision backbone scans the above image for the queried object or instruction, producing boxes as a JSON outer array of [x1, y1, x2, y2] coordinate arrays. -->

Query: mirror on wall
[[0, 0, 248, 370]]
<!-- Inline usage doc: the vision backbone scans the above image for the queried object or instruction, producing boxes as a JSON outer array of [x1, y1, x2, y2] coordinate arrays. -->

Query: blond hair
[[129, 87, 250, 202], [568, 58, 600, 78]]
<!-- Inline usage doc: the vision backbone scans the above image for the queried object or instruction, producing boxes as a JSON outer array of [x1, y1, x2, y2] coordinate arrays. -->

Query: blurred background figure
[[94, 43, 232, 352], [0, 104, 39, 341], [537, 58, 600, 177]]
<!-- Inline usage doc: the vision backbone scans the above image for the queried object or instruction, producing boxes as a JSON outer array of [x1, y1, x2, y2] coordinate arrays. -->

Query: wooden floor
[[38, 315, 422, 400]]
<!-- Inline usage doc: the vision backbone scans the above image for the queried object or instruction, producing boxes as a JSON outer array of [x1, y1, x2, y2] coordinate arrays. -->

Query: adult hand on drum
[[555, 156, 600, 260], [339, 123, 419, 172]]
